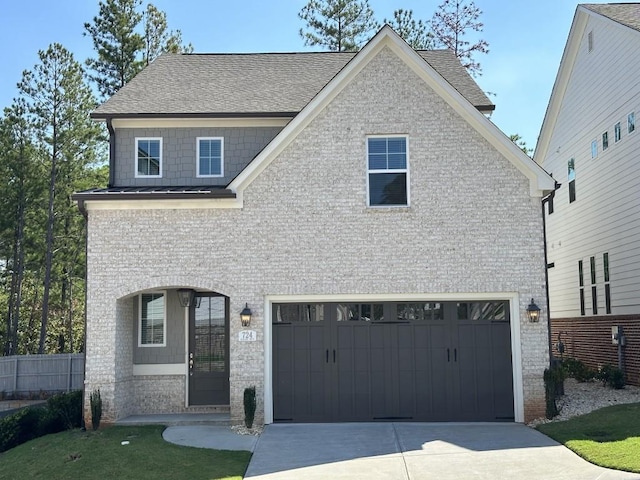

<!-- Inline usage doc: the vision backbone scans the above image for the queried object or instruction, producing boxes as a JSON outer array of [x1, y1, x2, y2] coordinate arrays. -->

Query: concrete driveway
[[245, 423, 640, 480]]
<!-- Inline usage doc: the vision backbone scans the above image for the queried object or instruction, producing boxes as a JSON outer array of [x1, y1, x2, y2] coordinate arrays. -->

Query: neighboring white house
[[75, 26, 554, 426], [535, 4, 640, 384]]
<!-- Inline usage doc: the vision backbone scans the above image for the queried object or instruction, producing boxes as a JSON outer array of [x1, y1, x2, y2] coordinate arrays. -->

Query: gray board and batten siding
[[114, 126, 283, 187], [132, 290, 185, 364]]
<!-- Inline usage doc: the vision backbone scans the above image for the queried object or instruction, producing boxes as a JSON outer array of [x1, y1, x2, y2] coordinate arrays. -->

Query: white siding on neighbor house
[[543, 13, 640, 318]]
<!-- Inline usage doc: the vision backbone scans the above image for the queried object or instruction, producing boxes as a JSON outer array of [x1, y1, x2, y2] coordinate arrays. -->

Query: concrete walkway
[[244, 423, 640, 480]]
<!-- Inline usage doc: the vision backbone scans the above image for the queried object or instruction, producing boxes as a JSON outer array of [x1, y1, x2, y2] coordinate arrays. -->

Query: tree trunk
[[39, 152, 57, 354]]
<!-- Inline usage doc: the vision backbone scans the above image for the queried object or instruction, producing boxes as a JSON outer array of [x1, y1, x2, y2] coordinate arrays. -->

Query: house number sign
[[239, 330, 257, 342]]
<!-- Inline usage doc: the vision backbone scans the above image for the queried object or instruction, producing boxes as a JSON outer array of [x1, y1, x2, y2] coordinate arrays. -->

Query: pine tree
[[17, 43, 101, 353], [430, 0, 489, 77], [84, 0, 145, 98], [299, 0, 379, 51], [384, 9, 435, 50], [143, 3, 193, 65]]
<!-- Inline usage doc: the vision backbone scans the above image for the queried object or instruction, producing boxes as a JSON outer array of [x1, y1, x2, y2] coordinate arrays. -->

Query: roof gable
[[230, 26, 553, 199], [535, 4, 640, 163]]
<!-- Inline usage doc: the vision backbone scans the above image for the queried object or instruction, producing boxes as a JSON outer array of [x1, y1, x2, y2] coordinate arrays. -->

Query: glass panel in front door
[[194, 296, 226, 372]]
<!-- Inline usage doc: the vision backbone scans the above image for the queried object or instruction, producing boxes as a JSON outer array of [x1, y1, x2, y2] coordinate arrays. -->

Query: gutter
[[541, 182, 561, 368], [107, 119, 115, 188]]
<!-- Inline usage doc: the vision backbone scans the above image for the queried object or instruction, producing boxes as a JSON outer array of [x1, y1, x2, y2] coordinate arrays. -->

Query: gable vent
[[588, 30, 593, 52]]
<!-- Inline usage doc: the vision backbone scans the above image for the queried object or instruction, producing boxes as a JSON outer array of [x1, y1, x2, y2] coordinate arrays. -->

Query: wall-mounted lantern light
[[526, 298, 540, 323], [177, 289, 195, 308], [240, 303, 252, 327]]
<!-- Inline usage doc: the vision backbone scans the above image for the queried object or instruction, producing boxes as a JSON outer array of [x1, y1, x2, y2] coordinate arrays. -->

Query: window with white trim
[[197, 137, 224, 177], [615, 122, 621, 142], [591, 140, 597, 158], [602, 131, 609, 150], [568, 158, 576, 203], [367, 136, 408, 207], [136, 138, 162, 177], [628, 112, 635, 134], [139, 292, 166, 346]]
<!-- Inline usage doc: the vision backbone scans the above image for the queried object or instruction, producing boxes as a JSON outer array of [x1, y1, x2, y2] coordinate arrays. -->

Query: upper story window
[[197, 137, 224, 177], [568, 158, 576, 203], [587, 30, 593, 52], [628, 112, 635, 134], [136, 138, 162, 178], [602, 131, 609, 151], [615, 122, 621, 142], [138, 292, 166, 347], [367, 136, 408, 207], [591, 140, 597, 158]]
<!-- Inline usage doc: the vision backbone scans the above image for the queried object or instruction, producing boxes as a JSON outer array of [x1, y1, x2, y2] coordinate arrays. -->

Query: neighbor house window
[[139, 292, 166, 346], [578, 260, 585, 316], [136, 138, 162, 177], [591, 140, 597, 158], [367, 136, 408, 207], [602, 131, 609, 150], [587, 30, 593, 52], [604, 252, 611, 314], [590, 256, 597, 314], [568, 158, 576, 203], [628, 112, 635, 134], [615, 122, 621, 142], [197, 137, 224, 177]]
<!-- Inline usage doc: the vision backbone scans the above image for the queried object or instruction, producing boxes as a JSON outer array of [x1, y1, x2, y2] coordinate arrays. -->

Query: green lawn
[[0, 425, 251, 480], [538, 402, 640, 473]]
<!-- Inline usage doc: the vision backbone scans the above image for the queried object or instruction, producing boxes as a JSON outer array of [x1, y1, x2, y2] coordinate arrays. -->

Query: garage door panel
[[273, 301, 514, 422]]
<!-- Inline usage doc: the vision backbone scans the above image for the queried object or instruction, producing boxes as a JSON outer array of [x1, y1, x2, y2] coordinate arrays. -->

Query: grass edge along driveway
[[537, 402, 640, 474], [0, 424, 251, 480]]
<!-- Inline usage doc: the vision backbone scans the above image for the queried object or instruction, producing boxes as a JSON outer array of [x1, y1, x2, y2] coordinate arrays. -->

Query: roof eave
[[90, 111, 298, 120]]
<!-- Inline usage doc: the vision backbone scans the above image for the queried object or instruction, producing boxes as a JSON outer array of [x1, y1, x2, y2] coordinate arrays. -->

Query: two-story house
[[535, 4, 640, 385], [75, 26, 554, 426]]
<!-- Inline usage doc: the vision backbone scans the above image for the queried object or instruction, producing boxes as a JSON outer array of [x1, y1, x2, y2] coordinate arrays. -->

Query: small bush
[[598, 364, 626, 390], [90, 389, 102, 431], [0, 390, 82, 453], [46, 390, 82, 431], [243, 386, 256, 429], [562, 357, 597, 382], [544, 366, 564, 419]]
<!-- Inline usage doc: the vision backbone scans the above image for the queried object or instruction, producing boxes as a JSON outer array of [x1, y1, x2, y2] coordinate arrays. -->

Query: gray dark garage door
[[272, 301, 514, 422]]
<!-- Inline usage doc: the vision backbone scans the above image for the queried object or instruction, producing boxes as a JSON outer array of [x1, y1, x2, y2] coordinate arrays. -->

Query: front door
[[189, 294, 229, 405]]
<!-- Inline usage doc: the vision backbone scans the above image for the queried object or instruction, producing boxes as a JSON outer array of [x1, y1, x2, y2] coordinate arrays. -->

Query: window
[[591, 140, 597, 158], [604, 253, 611, 314], [628, 112, 635, 134], [587, 30, 593, 52], [590, 256, 596, 284], [590, 256, 597, 314], [602, 131, 609, 151], [568, 158, 576, 203], [367, 136, 408, 206], [615, 122, 621, 142], [139, 292, 166, 346], [197, 137, 224, 177], [136, 138, 162, 177], [578, 260, 585, 316]]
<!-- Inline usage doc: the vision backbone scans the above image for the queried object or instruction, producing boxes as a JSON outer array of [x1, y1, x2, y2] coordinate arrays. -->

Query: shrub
[[244, 386, 256, 429], [90, 389, 102, 431], [598, 364, 626, 390], [543, 366, 565, 419], [46, 390, 82, 431], [562, 357, 597, 382]]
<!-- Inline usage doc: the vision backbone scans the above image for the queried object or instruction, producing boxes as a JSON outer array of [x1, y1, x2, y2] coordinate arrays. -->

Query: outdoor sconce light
[[240, 303, 253, 327], [526, 298, 541, 323], [177, 289, 195, 308]]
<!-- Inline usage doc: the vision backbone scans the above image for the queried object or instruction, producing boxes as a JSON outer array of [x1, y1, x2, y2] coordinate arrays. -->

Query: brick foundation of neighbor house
[[550, 316, 640, 386]]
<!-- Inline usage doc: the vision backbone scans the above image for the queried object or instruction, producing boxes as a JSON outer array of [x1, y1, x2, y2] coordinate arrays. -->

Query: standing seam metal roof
[[92, 50, 493, 117]]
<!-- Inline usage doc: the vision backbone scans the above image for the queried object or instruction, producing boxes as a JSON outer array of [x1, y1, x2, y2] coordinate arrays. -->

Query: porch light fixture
[[177, 289, 195, 308], [526, 298, 541, 323], [240, 303, 252, 327]]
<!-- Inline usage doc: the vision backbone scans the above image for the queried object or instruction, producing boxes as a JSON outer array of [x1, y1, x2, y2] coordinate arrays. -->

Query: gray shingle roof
[[92, 50, 493, 118], [582, 3, 640, 32]]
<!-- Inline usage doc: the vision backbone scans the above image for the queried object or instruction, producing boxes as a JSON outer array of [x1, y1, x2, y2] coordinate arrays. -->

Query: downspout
[[107, 118, 115, 188], [541, 183, 560, 368]]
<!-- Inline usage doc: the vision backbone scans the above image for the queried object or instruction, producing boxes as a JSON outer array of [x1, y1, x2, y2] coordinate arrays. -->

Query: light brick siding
[[84, 46, 548, 424]]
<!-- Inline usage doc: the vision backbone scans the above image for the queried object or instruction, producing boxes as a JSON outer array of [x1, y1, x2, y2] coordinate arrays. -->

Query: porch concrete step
[[116, 412, 231, 426]]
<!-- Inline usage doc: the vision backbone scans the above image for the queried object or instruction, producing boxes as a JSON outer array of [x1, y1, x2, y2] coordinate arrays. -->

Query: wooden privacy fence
[[0, 354, 84, 395]]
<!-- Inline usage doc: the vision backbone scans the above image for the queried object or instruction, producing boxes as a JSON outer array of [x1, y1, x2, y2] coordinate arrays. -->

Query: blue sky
[[0, 1, 630, 150]]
